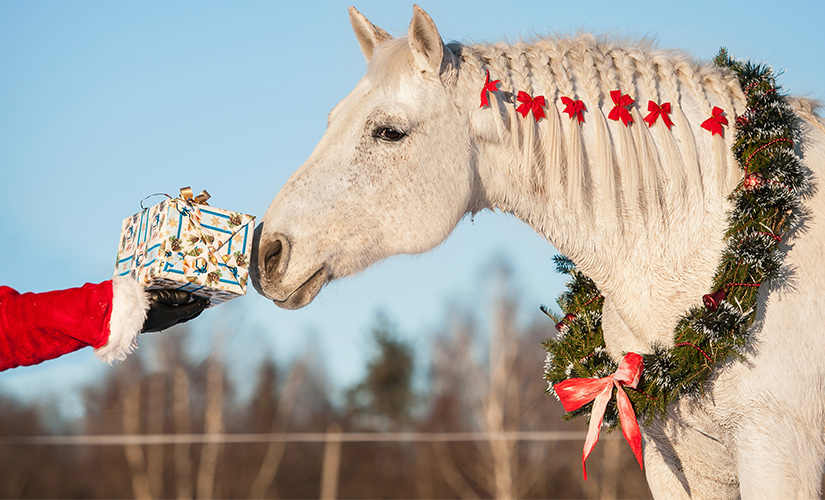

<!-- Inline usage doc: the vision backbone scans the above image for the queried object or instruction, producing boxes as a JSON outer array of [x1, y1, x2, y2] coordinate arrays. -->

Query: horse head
[[252, 6, 478, 309]]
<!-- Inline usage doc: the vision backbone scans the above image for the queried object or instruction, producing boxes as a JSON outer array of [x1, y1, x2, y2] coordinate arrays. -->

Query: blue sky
[[2, 0, 823, 413]]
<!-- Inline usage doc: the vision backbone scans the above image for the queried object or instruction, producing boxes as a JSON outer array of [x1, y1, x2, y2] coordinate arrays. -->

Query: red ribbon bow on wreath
[[516, 91, 546, 122], [554, 352, 645, 480], [701, 106, 728, 136], [608, 90, 634, 126], [561, 96, 586, 124], [644, 101, 674, 129], [480, 70, 500, 108]]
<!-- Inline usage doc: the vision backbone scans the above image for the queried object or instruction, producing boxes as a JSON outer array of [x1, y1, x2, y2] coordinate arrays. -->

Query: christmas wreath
[[541, 49, 807, 474]]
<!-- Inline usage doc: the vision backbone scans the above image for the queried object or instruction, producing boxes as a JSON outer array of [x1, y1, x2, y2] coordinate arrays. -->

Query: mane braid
[[460, 45, 510, 144], [651, 52, 705, 222], [571, 37, 619, 223], [539, 39, 582, 211], [629, 49, 688, 225], [525, 43, 564, 201], [487, 43, 524, 177], [624, 47, 670, 226], [611, 46, 663, 224], [508, 43, 540, 189], [676, 59, 734, 200], [552, 38, 588, 215]]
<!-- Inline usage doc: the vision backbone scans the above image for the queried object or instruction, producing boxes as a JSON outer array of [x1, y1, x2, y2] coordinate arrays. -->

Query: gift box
[[114, 188, 256, 306]]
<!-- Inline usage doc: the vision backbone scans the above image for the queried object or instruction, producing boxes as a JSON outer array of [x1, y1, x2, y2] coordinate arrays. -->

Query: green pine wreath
[[542, 49, 808, 427]]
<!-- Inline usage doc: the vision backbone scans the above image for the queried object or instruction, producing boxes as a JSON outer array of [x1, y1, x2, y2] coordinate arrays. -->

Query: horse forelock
[[366, 37, 461, 89], [366, 38, 417, 88]]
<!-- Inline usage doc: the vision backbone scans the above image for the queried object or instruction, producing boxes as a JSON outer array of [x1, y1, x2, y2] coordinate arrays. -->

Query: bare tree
[[173, 365, 194, 500], [196, 350, 224, 500], [120, 375, 152, 500], [146, 373, 166, 498], [248, 360, 308, 499], [424, 266, 570, 499]]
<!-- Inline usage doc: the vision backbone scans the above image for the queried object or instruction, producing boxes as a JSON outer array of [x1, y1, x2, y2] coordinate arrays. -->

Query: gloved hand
[[141, 289, 209, 333]]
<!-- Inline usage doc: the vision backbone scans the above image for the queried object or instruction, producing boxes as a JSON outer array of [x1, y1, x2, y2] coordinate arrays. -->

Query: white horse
[[252, 6, 825, 498]]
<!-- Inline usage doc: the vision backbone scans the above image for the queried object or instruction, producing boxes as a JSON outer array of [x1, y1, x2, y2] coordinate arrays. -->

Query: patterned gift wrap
[[115, 196, 255, 306]]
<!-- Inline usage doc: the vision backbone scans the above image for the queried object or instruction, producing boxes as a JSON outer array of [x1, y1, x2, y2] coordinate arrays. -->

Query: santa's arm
[[0, 277, 149, 371]]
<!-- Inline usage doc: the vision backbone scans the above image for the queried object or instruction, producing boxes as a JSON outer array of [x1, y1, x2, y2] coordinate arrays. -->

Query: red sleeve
[[0, 281, 114, 371]]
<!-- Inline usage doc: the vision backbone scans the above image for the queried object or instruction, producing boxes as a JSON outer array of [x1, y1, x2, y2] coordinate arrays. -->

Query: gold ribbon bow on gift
[[178, 186, 211, 205], [140, 186, 211, 209]]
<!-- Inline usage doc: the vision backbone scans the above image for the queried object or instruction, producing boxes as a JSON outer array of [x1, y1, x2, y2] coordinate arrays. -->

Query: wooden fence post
[[319, 424, 342, 500]]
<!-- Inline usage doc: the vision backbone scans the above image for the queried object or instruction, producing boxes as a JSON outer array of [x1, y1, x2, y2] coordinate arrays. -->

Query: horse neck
[[453, 37, 747, 354]]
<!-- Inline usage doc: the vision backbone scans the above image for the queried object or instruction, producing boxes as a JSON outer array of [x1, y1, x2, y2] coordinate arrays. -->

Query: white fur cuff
[[95, 276, 149, 363]]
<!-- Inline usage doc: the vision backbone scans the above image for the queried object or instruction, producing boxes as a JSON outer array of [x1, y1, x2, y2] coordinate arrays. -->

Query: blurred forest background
[[0, 268, 650, 500]]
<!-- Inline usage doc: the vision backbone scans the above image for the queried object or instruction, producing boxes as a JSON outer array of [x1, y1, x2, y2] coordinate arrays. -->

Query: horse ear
[[407, 5, 444, 75], [349, 6, 393, 62]]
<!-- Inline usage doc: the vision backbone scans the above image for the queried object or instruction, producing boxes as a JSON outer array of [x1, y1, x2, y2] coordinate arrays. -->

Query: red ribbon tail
[[615, 386, 644, 471], [622, 110, 633, 126], [661, 103, 673, 129], [533, 104, 545, 122], [480, 71, 489, 108], [581, 381, 613, 480]]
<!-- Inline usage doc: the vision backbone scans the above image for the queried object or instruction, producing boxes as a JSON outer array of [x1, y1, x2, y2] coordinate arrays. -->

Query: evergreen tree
[[345, 313, 416, 427]]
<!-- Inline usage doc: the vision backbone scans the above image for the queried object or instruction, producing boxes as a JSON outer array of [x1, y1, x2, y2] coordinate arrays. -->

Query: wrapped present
[[115, 187, 256, 306]]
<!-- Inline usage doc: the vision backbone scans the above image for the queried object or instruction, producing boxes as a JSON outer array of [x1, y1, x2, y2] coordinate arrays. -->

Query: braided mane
[[451, 35, 747, 228]]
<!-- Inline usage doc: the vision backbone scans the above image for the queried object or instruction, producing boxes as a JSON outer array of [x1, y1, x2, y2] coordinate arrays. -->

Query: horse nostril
[[264, 239, 283, 277], [259, 232, 291, 284]]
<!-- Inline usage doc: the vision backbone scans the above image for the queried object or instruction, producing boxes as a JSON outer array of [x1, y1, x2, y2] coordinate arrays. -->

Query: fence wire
[[0, 430, 619, 446]]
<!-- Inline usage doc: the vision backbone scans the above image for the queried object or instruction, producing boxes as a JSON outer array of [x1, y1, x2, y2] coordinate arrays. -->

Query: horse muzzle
[[250, 224, 329, 309]]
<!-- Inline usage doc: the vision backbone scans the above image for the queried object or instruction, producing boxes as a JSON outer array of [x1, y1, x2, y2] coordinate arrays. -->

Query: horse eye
[[373, 127, 406, 142]]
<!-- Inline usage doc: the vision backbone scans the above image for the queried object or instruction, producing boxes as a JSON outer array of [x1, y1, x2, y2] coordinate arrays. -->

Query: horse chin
[[270, 266, 329, 310]]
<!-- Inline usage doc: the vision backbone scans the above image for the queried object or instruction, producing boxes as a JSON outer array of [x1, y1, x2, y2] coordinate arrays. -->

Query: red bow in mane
[[480, 70, 500, 108], [608, 90, 635, 126], [561, 96, 586, 124], [554, 352, 645, 480], [644, 101, 674, 129], [701, 106, 728, 136], [516, 91, 546, 122]]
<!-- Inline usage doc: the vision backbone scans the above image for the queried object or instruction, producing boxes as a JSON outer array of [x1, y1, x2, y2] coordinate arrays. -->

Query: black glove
[[141, 289, 209, 333]]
